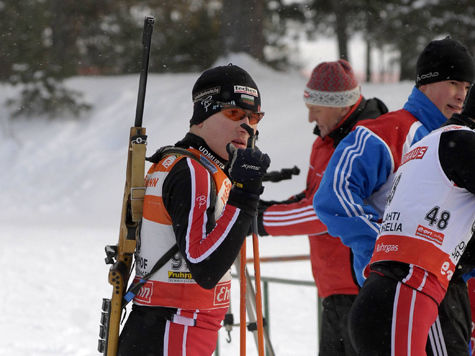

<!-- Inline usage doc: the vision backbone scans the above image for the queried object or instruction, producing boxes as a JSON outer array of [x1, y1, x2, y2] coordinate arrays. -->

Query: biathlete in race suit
[[118, 64, 270, 356]]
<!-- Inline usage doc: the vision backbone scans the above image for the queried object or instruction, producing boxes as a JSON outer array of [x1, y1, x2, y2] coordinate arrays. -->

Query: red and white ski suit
[[119, 133, 255, 355], [349, 122, 475, 355]]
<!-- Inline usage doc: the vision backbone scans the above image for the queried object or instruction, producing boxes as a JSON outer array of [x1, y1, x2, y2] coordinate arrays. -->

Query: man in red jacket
[[257, 59, 387, 355]]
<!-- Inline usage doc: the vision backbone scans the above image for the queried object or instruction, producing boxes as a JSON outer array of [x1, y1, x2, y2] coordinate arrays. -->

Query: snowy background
[[0, 54, 412, 355]]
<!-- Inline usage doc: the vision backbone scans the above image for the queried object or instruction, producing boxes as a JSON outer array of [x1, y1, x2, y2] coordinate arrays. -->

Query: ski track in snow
[[0, 53, 411, 355]]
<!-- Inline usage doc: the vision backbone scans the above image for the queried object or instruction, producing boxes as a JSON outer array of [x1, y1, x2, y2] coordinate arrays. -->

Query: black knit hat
[[190, 64, 261, 126], [416, 37, 475, 87]]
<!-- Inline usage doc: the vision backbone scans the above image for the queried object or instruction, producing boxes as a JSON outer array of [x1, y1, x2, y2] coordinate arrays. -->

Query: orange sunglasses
[[220, 105, 264, 125]]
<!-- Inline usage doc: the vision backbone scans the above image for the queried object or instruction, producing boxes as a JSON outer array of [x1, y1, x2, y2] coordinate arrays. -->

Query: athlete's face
[[306, 103, 350, 137], [419, 80, 471, 119], [193, 111, 258, 160]]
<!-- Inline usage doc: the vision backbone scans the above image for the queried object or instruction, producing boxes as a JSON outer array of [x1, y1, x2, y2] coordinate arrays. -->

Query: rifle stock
[[98, 16, 154, 356]]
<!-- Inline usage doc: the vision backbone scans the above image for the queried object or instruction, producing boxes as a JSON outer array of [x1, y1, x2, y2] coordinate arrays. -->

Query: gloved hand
[[257, 199, 276, 214], [256, 200, 273, 236], [226, 143, 270, 213], [226, 143, 270, 195], [257, 210, 268, 236]]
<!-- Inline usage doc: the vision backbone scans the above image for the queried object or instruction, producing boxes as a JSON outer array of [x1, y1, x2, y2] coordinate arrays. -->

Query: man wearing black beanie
[[416, 36, 475, 88], [118, 64, 270, 355], [314, 36, 474, 355]]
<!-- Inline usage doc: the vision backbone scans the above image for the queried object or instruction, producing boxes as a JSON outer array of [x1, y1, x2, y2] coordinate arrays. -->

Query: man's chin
[[445, 107, 462, 119]]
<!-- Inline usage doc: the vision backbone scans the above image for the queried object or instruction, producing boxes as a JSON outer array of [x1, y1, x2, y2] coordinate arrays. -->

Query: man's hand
[[226, 143, 270, 196], [225, 144, 270, 215]]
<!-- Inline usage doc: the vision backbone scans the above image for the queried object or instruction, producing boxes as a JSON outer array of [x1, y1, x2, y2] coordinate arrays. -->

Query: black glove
[[257, 199, 275, 214], [226, 144, 270, 194], [226, 143, 270, 213], [257, 210, 268, 236]]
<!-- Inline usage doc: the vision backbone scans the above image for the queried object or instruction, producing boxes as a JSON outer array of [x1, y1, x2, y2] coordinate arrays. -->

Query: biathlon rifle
[[97, 16, 154, 356]]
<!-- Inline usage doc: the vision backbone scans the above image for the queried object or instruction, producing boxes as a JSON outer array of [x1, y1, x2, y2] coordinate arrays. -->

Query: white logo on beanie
[[234, 85, 258, 97], [201, 95, 214, 112], [416, 72, 440, 83], [193, 87, 220, 103]]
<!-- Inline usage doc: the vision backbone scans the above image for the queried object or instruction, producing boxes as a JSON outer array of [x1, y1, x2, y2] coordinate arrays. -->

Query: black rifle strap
[[122, 146, 219, 306], [123, 244, 179, 305]]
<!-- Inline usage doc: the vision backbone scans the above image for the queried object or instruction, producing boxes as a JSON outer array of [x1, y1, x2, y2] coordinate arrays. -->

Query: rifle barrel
[[134, 16, 155, 128]]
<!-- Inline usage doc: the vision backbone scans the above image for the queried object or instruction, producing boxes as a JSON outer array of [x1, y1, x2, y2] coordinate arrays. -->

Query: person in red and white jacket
[[118, 64, 270, 356], [348, 88, 475, 356], [257, 60, 387, 356]]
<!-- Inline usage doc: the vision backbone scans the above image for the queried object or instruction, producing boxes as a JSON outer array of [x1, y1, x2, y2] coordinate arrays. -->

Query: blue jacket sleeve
[[313, 126, 393, 286]]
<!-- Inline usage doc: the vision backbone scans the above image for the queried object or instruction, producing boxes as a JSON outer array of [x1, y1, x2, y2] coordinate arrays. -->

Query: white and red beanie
[[303, 59, 360, 107]]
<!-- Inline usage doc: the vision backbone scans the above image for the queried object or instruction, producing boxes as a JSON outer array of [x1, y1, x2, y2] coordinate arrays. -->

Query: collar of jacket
[[403, 86, 447, 132], [313, 96, 365, 140], [313, 95, 365, 146], [326, 96, 365, 146], [443, 113, 475, 130], [175, 132, 227, 169]]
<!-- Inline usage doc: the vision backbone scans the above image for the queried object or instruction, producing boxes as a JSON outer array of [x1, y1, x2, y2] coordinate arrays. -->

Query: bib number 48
[[425, 206, 450, 230]]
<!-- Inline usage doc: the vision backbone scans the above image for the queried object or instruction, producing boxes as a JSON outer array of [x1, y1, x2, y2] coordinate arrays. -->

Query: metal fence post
[[263, 281, 270, 356]]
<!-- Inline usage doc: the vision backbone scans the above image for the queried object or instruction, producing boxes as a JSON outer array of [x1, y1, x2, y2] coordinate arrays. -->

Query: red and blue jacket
[[260, 96, 387, 297], [314, 87, 447, 286]]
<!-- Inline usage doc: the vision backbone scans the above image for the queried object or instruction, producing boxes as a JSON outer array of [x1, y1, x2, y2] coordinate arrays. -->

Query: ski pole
[[251, 231, 265, 356], [234, 255, 276, 355], [240, 245, 247, 356], [241, 123, 265, 356]]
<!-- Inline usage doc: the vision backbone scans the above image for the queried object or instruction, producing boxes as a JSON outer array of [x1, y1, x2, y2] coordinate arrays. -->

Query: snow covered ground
[[0, 54, 412, 355]]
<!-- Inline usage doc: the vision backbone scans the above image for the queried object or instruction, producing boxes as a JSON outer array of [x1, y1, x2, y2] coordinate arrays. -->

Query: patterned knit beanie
[[416, 37, 475, 87], [303, 59, 360, 107]]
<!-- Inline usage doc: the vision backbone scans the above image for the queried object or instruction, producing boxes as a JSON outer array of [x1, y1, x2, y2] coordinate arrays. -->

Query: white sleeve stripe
[[309, 231, 328, 237], [264, 209, 317, 221], [404, 121, 422, 155], [333, 127, 370, 217], [264, 205, 315, 216], [264, 216, 319, 227], [184, 158, 212, 263], [187, 208, 241, 263], [332, 127, 383, 233], [185, 158, 197, 257], [361, 216, 381, 234], [202, 169, 211, 241]]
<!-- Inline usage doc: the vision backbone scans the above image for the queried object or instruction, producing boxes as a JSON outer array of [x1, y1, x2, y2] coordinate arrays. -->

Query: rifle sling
[[123, 244, 179, 306]]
